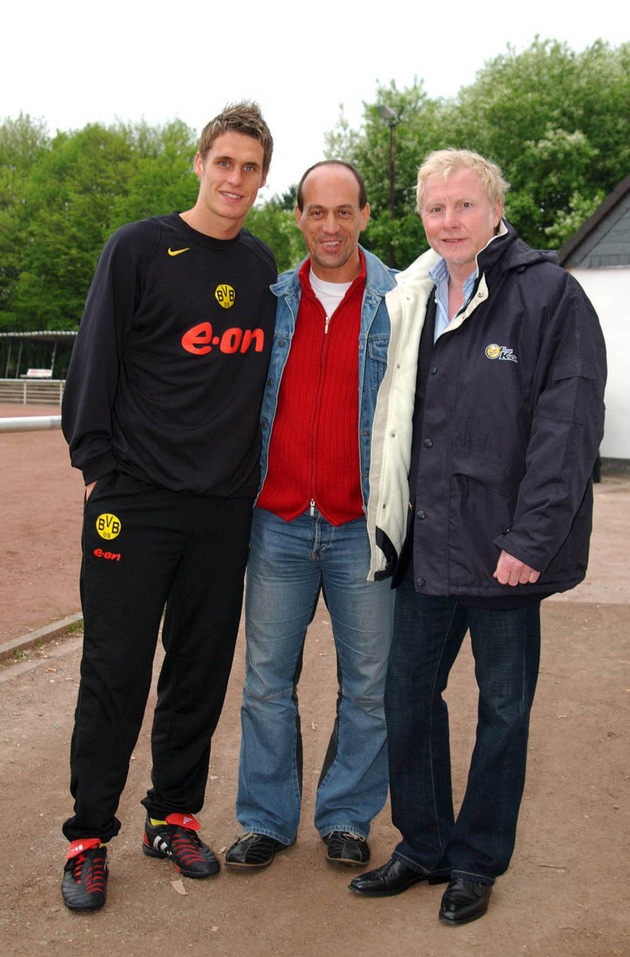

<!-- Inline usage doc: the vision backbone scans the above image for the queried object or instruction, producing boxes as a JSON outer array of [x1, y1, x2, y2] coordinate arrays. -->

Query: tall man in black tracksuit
[[349, 149, 606, 924], [60, 102, 276, 912]]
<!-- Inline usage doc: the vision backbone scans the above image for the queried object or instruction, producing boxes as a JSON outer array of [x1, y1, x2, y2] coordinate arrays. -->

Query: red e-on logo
[[94, 548, 121, 562], [181, 322, 265, 355]]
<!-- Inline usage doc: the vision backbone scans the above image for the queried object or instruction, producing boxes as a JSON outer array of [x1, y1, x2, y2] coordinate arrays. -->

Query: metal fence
[[0, 415, 61, 433], [0, 378, 65, 406], [0, 377, 63, 432]]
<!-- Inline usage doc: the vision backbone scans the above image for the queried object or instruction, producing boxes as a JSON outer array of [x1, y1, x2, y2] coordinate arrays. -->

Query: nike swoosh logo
[[168, 247, 190, 257]]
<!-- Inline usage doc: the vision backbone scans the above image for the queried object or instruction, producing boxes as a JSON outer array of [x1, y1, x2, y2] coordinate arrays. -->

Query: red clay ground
[[0, 405, 83, 642], [0, 403, 629, 957]]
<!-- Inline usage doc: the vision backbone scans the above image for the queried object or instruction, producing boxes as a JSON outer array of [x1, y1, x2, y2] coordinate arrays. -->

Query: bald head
[[294, 162, 371, 283]]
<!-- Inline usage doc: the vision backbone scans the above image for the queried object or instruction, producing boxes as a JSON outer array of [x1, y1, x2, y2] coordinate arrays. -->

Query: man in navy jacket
[[350, 149, 606, 924]]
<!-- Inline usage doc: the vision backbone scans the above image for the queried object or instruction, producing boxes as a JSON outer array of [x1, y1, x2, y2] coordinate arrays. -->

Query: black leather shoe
[[225, 832, 289, 869], [324, 831, 370, 867], [439, 878, 492, 925], [349, 857, 449, 897]]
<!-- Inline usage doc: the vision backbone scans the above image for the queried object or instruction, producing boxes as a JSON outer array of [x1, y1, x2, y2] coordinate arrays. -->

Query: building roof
[[558, 174, 630, 268]]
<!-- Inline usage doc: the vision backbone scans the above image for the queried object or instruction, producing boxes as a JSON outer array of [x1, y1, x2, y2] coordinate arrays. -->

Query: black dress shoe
[[225, 832, 289, 869], [439, 878, 492, 925], [349, 857, 449, 897]]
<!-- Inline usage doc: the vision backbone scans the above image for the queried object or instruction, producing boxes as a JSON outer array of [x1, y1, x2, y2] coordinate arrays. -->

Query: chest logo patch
[[485, 343, 518, 363], [215, 284, 236, 309], [96, 513, 122, 540]]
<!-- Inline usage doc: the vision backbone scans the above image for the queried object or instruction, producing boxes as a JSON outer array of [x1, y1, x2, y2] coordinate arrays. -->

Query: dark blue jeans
[[386, 573, 541, 884]]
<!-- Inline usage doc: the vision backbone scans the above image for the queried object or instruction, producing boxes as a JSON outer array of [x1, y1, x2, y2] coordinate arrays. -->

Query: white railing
[[0, 378, 65, 406], [0, 416, 61, 433]]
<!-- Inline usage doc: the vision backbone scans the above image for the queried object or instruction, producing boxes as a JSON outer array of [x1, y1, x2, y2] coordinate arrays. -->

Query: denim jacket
[[259, 247, 397, 563]]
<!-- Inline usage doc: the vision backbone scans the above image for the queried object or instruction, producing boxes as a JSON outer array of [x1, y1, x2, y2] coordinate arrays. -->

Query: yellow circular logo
[[215, 284, 236, 309], [485, 343, 501, 360], [96, 513, 122, 540]]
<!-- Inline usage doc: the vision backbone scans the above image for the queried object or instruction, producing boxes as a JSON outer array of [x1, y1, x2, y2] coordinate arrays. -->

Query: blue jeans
[[236, 507, 394, 844], [386, 573, 541, 884]]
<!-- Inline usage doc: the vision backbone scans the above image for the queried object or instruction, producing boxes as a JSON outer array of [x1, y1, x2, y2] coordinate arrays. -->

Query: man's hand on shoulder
[[493, 550, 540, 586]]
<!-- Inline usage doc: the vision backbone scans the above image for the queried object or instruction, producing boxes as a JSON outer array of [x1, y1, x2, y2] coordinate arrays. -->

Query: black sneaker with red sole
[[142, 812, 220, 878], [62, 838, 108, 911]]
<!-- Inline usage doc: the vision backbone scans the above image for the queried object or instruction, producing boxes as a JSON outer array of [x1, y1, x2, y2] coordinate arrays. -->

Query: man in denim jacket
[[226, 161, 397, 870]]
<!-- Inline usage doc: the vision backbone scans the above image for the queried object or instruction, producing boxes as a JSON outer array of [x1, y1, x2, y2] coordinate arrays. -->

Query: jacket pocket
[[451, 449, 522, 496], [365, 334, 389, 393], [448, 466, 519, 587]]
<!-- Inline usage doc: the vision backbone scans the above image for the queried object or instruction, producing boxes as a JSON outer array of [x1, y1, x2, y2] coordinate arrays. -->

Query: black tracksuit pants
[[62, 472, 252, 843]]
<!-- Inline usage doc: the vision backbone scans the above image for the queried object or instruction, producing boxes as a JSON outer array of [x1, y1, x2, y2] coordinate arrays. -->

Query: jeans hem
[[393, 850, 450, 878], [318, 825, 369, 840], [237, 824, 295, 846], [451, 869, 496, 886]]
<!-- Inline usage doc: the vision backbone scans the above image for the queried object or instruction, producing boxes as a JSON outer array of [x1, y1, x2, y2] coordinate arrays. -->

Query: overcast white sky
[[3, 1, 628, 197]]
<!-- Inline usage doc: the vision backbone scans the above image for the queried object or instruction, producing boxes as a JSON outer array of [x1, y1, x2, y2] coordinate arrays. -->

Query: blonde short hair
[[416, 148, 510, 214]]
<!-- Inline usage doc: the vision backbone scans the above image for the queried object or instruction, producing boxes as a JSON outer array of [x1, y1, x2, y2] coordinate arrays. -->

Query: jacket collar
[[271, 245, 396, 299], [476, 220, 557, 276]]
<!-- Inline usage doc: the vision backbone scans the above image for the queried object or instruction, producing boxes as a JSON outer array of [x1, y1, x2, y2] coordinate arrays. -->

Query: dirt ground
[[0, 404, 629, 957]]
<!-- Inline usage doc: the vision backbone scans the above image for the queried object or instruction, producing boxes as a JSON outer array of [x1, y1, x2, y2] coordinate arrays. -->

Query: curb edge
[[0, 613, 83, 661]]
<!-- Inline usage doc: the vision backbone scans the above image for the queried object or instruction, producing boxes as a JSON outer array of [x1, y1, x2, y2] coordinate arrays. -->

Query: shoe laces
[[69, 847, 106, 889], [69, 852, 86, 880], [170, 826, 208, 864], [171, 824, 203, 846], [337, 831, 366, 842], [66, 838, 102, 880]]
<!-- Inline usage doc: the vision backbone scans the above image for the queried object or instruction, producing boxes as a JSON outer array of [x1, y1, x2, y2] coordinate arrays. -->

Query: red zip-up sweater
[[256, 257, 365, 525]]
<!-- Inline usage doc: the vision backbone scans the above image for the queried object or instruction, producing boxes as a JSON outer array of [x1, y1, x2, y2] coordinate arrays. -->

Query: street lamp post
[[377, 105, 399, 266]]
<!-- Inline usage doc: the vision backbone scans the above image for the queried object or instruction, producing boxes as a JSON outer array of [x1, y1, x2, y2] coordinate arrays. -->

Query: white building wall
[[569, 268, 630, 460]]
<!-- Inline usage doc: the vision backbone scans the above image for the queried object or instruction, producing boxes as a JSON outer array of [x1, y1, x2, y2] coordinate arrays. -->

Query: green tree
[[246, 199, 303, 273], [3, 39, 628, 332], [324, 80, 447, 265], [107, 119, 197, 229], [3, 124, 137, 329], [444, 38, 630, 246], [0, 113, 50, 208], [0, 114, 51, 325], [0, 119, 198, 331], [323, 40, 630, 259]]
